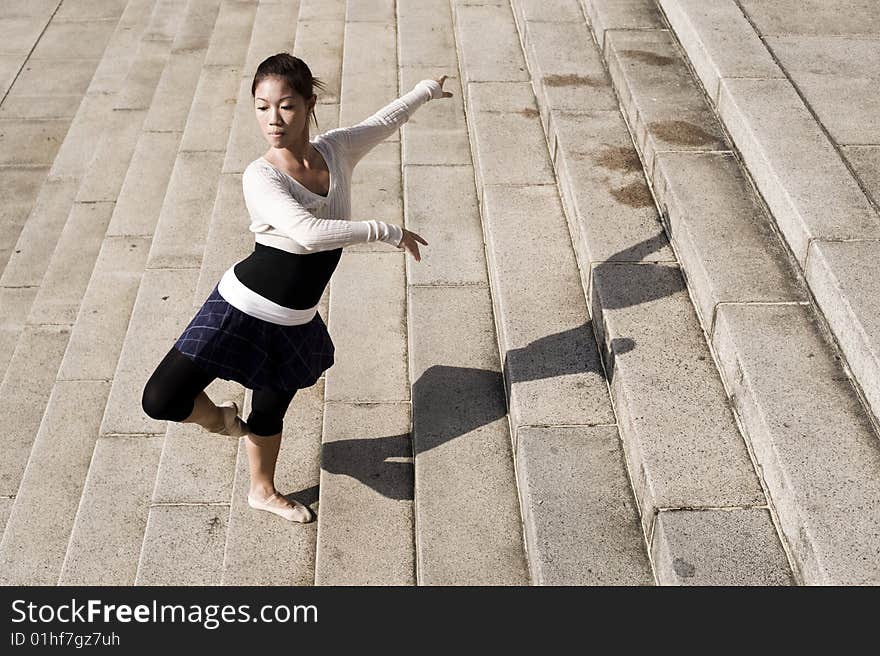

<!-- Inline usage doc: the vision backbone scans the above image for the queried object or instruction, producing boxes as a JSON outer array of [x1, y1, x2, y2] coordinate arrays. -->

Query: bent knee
[[141, 381, 191, 422]]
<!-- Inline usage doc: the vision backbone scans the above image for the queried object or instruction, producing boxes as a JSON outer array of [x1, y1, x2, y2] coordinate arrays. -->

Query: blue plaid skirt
[[173, 284, 334, 392]]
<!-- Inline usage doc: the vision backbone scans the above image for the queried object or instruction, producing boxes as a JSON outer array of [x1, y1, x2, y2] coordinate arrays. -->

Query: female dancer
[[142, 53, 451, 522]]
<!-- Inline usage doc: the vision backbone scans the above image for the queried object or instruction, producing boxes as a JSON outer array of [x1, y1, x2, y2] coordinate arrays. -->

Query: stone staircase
[[0, 0, 877, 586]]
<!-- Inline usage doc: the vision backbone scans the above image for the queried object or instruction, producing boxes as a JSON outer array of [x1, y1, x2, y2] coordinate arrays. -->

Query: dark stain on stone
[[544, 73, 605, 88], [610, 181, 654, 208], [518, 107, 540, 119], [673, 557, 696, 578], [620, 49, 675, 66], [594, 146, 642, 173], [649, 120, 717, 147]]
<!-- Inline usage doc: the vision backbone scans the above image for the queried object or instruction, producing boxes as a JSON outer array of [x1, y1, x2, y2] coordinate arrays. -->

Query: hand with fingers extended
[[397, 228, 429, 262], [434, 75, 454, 99]]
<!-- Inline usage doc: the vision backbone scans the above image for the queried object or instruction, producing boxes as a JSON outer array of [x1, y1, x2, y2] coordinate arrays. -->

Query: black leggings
[[141, 347, 297, 437]]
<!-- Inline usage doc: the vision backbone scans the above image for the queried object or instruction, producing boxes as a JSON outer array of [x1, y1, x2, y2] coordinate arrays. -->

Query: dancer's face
[[254, 76, 316, 148]]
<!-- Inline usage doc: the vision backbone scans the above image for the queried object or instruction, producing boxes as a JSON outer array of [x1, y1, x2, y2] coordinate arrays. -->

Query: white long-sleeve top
[[241, 78, 444, 254]]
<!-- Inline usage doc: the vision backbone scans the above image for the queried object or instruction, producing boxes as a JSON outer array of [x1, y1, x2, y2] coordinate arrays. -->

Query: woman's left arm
[[335, 76, 452, 164]]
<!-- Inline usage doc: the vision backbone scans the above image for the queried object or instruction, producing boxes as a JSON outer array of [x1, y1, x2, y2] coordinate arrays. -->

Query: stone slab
[[58, 236, 151, 381], [604, 29, 728, 176], [581, 0, 665, 50], [293, 21, 345, 104], [47, 94, 113, 180], [143, 51, 205, 133], [135, 504, 229, 585], [223, 380, 323, 586], [114, 38, 172, 111], [658, 0, 783, 103], [0, 287, 38, 381], [0, 55, 21, 101], [146, 150, 225, 269], [766, 36, 880, 146], [738, 0, 880, 36], [59, 436, 164, 586], [517, 425, 654, 585], [402, 164, 488, 286], [346, 0, 395, 23], [398, 0, 458, 69], [346, 142, 403, 249], [298, 0, 345, 22], [515, 0, 585, 23], [552, 110, 675, 268], [77, 108, 148, 202], [453, 3, 529, 83], [399, 67, 465, 133], [653, 151, 807, 330], [5, 58, 99, 98], [179, 65, 240, 152], [718, 78, 880, 264], [241, 0, 298, 75], [151, 414, 241, 504], [202, 0, 258, 67], [325, 252, 408, 402], [315, 402, 414, 585], [100, 268, 199, 435], [0, 17, 50, 55], [466, 82, 555, 191], [106, 131, 181, 238], [0, 119, 69, 166], [407, 285, 529, 585], [0, 167, 47, 272], [0, 325, 70, 497], [170, 0, 222, 56], [30, 18, 117, 60], [338, 21, 398, 131], [481, 185, 615, 429], [223, 76, 269, 175], [712, 302, 880, 584], [806, 240, 880, 424], [0, 95, 83, 120], [843, 145, 880, 210], [519, 19, 619, 133], [0, 381, 109, 585], [589, 262, 764, 532], [27, 201, 116, 326], [652, 509, 793, 585], [0, 178, 77, 288], [194, 172, 254, 302]]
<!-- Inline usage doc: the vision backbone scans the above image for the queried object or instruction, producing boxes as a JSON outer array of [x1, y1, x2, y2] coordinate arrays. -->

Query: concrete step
[[452, 0, 656, 585], [0, 0, 179, 559], [574, 0, 880, 583], [0, 0, 157, 371], [655, 0, 880, 431], [508, 0, 795, 584], [0, 0, 149, 275]]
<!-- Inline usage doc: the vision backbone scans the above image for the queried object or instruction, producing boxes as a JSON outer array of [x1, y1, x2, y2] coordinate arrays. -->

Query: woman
[[142, 53, 451, 522]]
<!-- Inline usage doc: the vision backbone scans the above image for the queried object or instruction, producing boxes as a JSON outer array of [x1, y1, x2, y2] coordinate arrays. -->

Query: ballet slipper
[[215, 400, 248, 437], [247, 491, 314, 523]]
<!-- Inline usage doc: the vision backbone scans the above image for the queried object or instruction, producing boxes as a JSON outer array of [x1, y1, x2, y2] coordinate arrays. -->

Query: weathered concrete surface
[[652, 151, 807, 330], [315, 402, 415, 586], [517, 425, 653, 585], [712, 302, 880, 584], [408, 285, 529, 585], [658, 0, 783, 102], [652, 509, 793, 586], [718, 78, 880, 265], [806, 240, 880, 425]]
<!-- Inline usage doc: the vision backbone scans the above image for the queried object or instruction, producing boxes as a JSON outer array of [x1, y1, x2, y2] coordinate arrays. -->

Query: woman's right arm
[[242, 165, 404, 251]]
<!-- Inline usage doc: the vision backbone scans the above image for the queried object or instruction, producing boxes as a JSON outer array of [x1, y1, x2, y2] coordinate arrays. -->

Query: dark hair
[[251, 53, 326, 128]]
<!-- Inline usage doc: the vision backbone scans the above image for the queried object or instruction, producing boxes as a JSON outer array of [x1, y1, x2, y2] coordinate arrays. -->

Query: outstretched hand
[[398, 228, 428, 262], [434, 75, 454, 98]]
